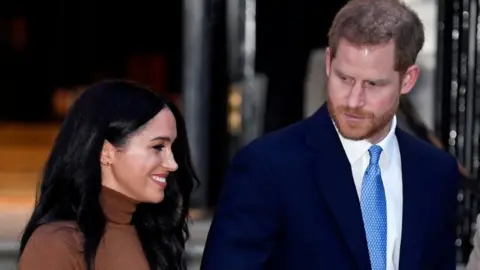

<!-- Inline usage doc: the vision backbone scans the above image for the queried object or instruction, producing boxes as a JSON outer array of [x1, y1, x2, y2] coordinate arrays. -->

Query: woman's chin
[[142, 191, 165, 204]]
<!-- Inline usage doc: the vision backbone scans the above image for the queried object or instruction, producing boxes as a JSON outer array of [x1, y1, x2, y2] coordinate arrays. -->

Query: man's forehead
[[334, 43, 396, 72], [362, 47, 371, 55], [332, 60, 396, 81]]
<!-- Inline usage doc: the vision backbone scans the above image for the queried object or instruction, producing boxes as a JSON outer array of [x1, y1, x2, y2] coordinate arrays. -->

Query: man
[[200, 0, 460, 269]]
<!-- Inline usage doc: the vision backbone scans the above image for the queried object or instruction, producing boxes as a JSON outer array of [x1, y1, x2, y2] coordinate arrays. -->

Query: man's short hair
[[328, 0, 425, 72]]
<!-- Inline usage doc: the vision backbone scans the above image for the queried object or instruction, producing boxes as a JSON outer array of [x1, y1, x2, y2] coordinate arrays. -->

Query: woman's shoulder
[[19, 221, 84, 269], [28, 221, 83, 251]]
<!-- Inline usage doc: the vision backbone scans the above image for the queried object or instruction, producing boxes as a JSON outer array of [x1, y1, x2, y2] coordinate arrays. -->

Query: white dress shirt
[[334, 116, 403, 270]]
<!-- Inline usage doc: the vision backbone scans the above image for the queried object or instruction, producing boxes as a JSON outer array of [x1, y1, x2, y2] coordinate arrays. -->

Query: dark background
[[0, 0, 347, 207]]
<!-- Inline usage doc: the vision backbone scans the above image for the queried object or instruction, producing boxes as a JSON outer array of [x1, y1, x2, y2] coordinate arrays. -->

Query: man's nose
[[346, 83, 365, 109]]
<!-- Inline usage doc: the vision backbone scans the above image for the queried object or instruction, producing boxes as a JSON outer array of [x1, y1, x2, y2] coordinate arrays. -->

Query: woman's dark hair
[[19, 80, 198, 270], [398, 95, 430, 142]]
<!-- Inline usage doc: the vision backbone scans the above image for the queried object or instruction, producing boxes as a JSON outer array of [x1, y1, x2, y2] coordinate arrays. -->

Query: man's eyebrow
[[366, 79, 390, 85], [333, 68, 348, 77]]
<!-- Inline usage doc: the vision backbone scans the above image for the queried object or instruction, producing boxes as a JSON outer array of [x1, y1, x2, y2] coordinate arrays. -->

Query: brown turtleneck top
[[18, 187, 150, 270]]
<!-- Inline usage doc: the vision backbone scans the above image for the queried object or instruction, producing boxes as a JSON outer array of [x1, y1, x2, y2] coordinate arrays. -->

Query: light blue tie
[[361, 145, 387, 270]]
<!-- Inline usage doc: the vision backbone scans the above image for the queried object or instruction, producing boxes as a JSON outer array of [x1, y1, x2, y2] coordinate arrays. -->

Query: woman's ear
[[100, 140, 115, 166]]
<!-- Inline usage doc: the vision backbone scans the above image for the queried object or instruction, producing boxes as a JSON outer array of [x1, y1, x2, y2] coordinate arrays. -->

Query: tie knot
[[368, 145, 383, 165]]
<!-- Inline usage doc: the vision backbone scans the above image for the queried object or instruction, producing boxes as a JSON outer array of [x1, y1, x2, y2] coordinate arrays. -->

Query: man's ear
[[325, 47, 332, 77], [400, 64, 420, 95]]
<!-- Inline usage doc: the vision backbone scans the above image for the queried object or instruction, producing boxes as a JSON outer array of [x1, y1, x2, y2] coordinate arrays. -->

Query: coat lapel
[[306, 104, 371, 270], [396, 129, 426, 270]]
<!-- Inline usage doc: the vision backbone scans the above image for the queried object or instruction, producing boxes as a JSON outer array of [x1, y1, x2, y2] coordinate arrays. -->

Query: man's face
[[325, 39, 419, 143]]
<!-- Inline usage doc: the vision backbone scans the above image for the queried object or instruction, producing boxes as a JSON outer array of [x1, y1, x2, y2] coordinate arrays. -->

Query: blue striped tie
[[360, 145, 387, 270]]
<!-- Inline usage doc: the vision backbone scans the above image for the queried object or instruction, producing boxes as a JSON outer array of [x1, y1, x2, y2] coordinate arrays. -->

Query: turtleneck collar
[[100, 186, 138, 225]]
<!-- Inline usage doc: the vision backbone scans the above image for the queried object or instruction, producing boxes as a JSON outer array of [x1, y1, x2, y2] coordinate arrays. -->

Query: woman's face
[[101, 108, 179, 203]]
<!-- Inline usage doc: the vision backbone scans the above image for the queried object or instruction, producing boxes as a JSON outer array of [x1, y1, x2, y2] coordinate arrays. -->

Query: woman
[[18, 80, 198, 270], [397, 96, 469, 176]]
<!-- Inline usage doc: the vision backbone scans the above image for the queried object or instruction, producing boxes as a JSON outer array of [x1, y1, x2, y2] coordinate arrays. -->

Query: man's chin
[[339, 132, 368, 141], [337, 125, 370, 141]]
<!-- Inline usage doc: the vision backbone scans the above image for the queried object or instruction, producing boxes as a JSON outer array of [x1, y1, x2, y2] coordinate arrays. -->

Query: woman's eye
[[153, 145, 165, 151]]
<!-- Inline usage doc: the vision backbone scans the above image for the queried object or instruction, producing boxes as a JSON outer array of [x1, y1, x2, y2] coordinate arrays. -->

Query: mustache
[[338, 106, 373, 118]]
